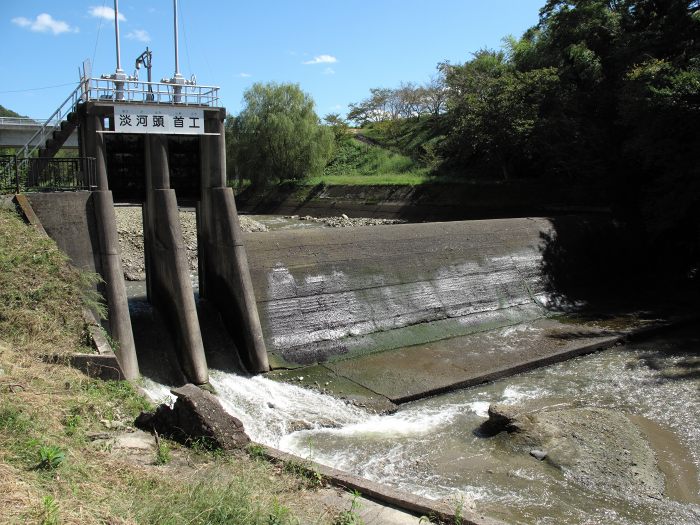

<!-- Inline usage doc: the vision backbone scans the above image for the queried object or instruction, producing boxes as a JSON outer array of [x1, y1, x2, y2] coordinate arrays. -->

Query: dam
[[3, 37, 697, 525]]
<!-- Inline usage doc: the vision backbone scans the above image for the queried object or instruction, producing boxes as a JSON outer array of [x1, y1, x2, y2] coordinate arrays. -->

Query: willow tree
[[226, 82, 334, 187]]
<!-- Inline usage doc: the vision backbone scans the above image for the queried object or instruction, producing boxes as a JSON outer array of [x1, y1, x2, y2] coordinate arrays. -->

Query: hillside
[[0, 104, 24, 118], [358, 116, 448, 165], [318, 135, 430, 185]]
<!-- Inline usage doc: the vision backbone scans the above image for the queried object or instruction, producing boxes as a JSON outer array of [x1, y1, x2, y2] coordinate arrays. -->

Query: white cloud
[[323, 67, 335, 75], [12, 13, 78, 35], [303, 54, 337, 65], [237, 73, 252, 78], [89, 6, 126, 22], [126, 29, 150, 43]]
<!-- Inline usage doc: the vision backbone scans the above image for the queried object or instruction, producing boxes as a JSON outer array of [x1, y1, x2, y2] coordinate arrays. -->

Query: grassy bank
[[315, 137, 430, 186], [0, 208, 334, 524]]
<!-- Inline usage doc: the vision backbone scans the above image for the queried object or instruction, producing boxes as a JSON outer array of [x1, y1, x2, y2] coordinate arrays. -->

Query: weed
[[154, 433, 171, 465], [331, 490, 364, 525], [78, 271, 107, 321], [38, 495, 59, 525], [0, 406, 32, 433], [283, 459, 324, 488], [63, 412, 82, 437], [247, 442, 267, 459], [267, 498, 297, 525], [37, 445, 65, 470], [100, 327, 120, 353], [188, 436, 223, 457]]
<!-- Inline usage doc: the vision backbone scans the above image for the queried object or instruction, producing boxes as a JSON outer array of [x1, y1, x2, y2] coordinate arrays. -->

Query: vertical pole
[[173, 0, 180, 76], [93, 115, 109, 191], [114, 0, 122, 72]]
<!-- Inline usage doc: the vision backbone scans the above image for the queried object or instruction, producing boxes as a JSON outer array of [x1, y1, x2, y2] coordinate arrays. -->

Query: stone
[[478, 403, 535, 436], [135, 383, 250, 450], [530, 449, 548, 460]]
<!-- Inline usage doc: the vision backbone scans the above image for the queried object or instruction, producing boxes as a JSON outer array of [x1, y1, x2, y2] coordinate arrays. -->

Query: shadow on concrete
[[196, 297, 247, 375], [129, 297, 188, 386], [129, 290, 248, 387]]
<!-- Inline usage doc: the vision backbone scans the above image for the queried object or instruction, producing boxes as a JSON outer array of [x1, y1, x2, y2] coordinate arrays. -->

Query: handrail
[[17, 82, 83, 160], [85, 78, 220, 106], [0, 117, 46, 126], [1, 155, 96, 194]]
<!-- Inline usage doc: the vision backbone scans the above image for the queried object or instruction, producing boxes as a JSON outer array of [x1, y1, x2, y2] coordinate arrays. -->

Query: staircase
[[17, 82, 87, 188], [18, 82, 84, 160], [37, 111, 79, 159]]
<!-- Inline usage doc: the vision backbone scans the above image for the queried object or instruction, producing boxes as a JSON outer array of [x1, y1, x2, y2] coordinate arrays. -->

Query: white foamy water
[[142, 370, 369, 447]]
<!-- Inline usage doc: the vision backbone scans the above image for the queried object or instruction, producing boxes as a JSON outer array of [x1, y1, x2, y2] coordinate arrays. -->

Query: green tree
[[323, 113, 351, 144], [227, 83, 334, 187]]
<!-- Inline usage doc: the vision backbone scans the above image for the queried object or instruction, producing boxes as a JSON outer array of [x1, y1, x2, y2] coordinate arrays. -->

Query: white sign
[[114, 105, 205, 134]]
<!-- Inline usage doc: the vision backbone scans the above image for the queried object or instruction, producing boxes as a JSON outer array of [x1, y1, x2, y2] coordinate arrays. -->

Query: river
[[142, 326, 700, 525]]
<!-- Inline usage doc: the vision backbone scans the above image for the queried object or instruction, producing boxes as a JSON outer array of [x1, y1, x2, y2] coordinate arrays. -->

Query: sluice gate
[[19, 78, 268, 384]]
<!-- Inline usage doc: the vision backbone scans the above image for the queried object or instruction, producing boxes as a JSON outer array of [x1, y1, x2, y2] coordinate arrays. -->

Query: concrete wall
[[26, 191, 138, 379], [25, 192, 100, 273], [236, 183, 610, 221], [244, 217, 554, 366]]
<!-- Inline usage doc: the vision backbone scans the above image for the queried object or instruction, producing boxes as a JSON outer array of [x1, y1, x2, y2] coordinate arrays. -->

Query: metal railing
[[18, 83, 84, 159], [1, 155, 96, 194], [0, 117, 46, 127], [85, 78, 220, 107]]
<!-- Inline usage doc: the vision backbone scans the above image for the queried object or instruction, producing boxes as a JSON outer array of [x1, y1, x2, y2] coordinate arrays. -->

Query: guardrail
[[1, 155, 96, 194], [0, 117, 46, 127], [86, 78, 220, 107]]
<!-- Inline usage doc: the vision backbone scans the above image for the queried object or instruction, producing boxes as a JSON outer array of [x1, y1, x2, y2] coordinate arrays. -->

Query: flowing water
[[141, 326, 700, 525]]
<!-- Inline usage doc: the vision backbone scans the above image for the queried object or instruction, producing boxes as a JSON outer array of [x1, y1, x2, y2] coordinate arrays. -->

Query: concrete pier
[[198, 111, 268, 372], [143, 135, 208, 384]]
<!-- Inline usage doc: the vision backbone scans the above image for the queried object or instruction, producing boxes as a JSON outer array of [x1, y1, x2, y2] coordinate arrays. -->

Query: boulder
[[478, 403, 665, 500], [135, 384, 250, 450]]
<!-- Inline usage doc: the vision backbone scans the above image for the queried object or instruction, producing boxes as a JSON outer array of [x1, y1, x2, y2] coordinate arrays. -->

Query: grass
[[316, 138, 431, 186], [0, 208, 336, 524], [306, 172, 430, 186]]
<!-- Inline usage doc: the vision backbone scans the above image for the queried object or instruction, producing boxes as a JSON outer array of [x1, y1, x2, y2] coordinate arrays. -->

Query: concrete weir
[[245, 217, 551, 367]]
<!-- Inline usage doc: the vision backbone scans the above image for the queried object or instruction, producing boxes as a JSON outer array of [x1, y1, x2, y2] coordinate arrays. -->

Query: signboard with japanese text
[[114, 105, 205, 134]]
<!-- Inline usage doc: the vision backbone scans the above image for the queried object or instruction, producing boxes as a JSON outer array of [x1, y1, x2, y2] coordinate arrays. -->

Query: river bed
[[143, 326, 700, 525]]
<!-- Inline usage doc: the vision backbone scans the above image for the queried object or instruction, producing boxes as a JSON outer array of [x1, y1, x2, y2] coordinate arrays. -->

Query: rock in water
[[478, 403, 665, 500], [135, 384, 250, 450]]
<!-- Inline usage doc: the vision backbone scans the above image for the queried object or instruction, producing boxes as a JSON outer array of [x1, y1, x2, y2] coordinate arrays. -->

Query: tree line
[[346, 0, 700, 278], [347, 76, 448, 124]]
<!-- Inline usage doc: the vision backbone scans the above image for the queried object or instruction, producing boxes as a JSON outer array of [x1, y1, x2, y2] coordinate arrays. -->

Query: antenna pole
[[114, 0, 122, 73], [173, 0, 180, 77]]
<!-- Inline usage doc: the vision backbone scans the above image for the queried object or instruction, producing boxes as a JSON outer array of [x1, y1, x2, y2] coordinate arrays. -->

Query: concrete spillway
[[244, 217, 552, 367]]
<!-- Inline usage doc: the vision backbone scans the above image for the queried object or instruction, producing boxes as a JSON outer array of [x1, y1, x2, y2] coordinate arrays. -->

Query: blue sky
[[1, 0, 544, 120]]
